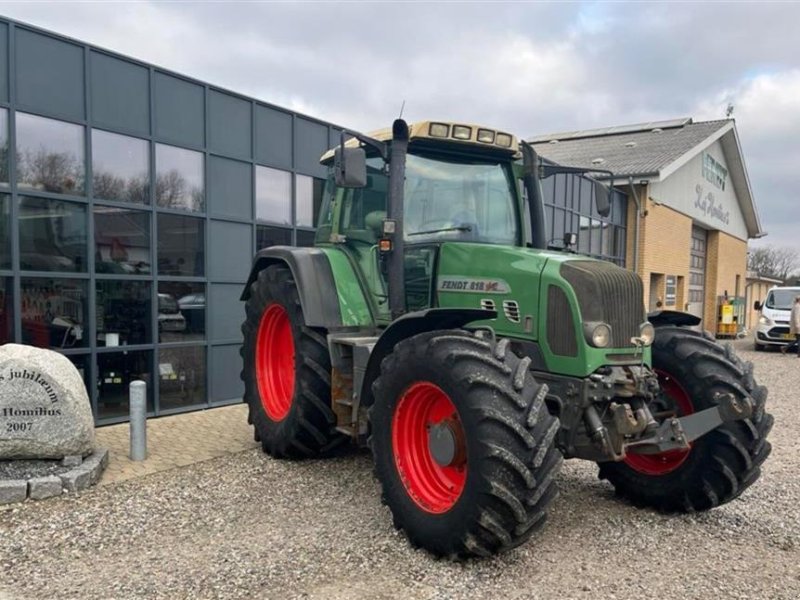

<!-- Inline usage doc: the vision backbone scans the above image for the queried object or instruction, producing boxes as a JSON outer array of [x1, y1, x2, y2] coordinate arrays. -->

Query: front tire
[[240, 265, 343, 458], [599, 326, 773, 512], [370, 330, 562, 558]]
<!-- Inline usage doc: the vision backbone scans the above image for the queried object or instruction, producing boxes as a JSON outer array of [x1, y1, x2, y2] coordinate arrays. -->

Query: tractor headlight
[[496, 132, 513, 147], [758, 314, 773, 326], [584, 322, 612, 348], [429, 123, 449, 138], [452, 125, 472, 140], [477, 128, 495, 143], [639, 322, 655, 346]]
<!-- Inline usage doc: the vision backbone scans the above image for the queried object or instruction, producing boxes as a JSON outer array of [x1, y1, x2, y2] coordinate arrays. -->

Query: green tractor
[[240, 119, 772, 558]]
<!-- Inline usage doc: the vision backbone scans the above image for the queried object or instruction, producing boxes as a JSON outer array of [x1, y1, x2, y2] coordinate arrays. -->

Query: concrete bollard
[[129, 380, 147, 461]]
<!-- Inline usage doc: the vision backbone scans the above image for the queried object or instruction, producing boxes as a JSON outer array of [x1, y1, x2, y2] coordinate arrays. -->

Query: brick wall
[[704, 231, 747, 329]]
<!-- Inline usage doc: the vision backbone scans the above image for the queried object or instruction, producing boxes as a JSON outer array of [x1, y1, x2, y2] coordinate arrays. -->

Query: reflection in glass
[[159, 346, 206, 411], [0, 108, 8, 184], [157, 214, 204, 276], [17, 113, 85, 194], [92, 130, 149, 204], [295, 175, 324, 227], [256, 225, 291, 250], [19, 197, 87, 272], [96, 280, 152, 346], [155, 144, 204, 212], [256, 166, 291, 224], [97, 350, 153, 420], [158, 282, 205, 341], [0, 278, 11, 344], [94, 207, 150, 274], [65, 354, 91, 408], [21, 278, 87, 349], [296, 229, 315, 247], [0, 194, 9, 269]]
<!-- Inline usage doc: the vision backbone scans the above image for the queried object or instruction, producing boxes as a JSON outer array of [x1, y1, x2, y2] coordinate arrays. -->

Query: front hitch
[[624, 392, 753, 456]]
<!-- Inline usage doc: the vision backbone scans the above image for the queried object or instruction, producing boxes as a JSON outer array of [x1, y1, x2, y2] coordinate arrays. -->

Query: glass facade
[[0, 16, 344, 424]]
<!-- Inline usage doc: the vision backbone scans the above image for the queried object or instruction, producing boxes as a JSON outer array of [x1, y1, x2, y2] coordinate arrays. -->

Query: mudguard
[[647, 309, 701, 328]]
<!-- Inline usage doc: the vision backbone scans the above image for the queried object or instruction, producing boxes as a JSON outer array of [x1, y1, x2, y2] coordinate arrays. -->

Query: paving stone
[[27, 475, 62, 500], [61, 455, 83, 467], [0, 479, 27, 504]]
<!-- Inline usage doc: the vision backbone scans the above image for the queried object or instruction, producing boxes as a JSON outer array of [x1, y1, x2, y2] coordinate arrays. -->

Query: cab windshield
[[766, 290, 800, 310], [404, 154, 519, 245]]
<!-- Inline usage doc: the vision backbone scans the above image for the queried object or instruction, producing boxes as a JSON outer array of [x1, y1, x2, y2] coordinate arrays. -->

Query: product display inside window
[[94, 206, 150, 274], [158, 346, 207, 411], [0, 194, 9, 269], [0, 278, 10, 345], [155, 143, 204, 212], [16, 112, 85, 195], [0, 108, 8, 185], [256, 165, 292, 224], [256, 224, 291, 249], [19, 197, 88, 272], [96, 280, 153, 346], [157, 282, 205, 341], [97, 350, 153, 420], [157, 214, 204, 276], [21, 278, 88, 349], [92, 129, 150, 204]]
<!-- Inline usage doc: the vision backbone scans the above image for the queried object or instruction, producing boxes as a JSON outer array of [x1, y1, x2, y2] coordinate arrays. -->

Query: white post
[[129, 380, 147, 461]]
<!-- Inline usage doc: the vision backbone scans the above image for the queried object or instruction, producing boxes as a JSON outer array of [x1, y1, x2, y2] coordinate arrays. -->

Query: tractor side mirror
[[754, 300, 762, 311], [593, 180, 611, 218], [334, 146, 367, 188]]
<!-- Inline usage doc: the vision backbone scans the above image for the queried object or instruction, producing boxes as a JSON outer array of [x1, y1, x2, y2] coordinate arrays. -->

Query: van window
[[765, 290, 799, 310]]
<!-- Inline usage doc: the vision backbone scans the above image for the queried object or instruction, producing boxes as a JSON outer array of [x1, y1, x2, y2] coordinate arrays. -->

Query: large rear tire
[[240, 265, 343, 458], [370, 330, 562, 558], [598, 326, 773, 511]]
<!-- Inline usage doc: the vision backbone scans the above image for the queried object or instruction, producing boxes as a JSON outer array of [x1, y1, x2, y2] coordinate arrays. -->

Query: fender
[[359, 308, 497, 409], [647, 309, 701, 328], [240, 246, 343, 329]]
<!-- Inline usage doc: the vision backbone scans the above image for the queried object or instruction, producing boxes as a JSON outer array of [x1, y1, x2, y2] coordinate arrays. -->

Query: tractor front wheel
[[598, 326, 773, 511], [370, 330, 562, 558], [240, 264, 342, 458]]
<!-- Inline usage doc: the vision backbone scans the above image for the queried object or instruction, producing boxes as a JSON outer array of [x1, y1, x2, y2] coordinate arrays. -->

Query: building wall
[[704, 231, 747, 329]]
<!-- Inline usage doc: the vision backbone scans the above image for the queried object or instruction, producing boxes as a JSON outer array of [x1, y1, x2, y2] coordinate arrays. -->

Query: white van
[[754, 286, 800, 350]]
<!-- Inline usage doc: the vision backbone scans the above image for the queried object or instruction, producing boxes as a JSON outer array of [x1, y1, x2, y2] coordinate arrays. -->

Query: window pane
[[92, 129, 150, 204], [0, 194, 9, 269], [295, 174, 313, 227], [65, 354, 90, 399], [296, 229, 315, 247], [19, 197, 87, 272], [158, 282, 205, 341], [256, 166, 291, 224], [97, 350, 153, 420], [21, 278, 88, 349], [17, 113, 85, 194], [0, 277, 11, 344], [96, 280, 153, 346], [256, 225, 291, 249], [157, 214, 204, 276], [0, 108, 8, 185], [155, 143, 204, 212], [94, 206, 150, 274], [159, 346, 206, 411]]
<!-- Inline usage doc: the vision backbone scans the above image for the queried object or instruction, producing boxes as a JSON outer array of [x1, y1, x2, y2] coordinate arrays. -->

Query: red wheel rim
[[391, 382, 467, 514], [255, 303, 295, 421], [624, 368, 694, 475]]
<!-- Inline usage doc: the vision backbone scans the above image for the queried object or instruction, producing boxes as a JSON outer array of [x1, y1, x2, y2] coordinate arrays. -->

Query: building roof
[[529, 117, 765, 238]]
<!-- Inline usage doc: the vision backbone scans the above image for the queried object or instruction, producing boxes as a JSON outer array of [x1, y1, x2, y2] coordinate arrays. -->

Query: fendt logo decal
[[437, 277, 510, 294]]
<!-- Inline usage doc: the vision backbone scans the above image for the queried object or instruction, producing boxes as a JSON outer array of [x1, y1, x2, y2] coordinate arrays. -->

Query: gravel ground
[[1, 337, 798, 599]]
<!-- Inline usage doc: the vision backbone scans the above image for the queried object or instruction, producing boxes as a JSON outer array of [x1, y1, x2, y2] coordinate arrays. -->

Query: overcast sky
[[2, 1, 798, 252]]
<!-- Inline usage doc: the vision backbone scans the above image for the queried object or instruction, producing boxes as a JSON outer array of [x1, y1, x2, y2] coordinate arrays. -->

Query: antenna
[[398, 100, 406, 120], [726, 103, 735, 118]]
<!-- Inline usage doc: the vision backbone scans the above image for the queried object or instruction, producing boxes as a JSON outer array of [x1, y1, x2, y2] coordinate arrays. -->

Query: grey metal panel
[[15, 28, 84, 120], [210, 344, 244, 402], [255, 104, 292, 168], [0, 23, 8, 103], [209, 283, 245, 343], [208, 90, 251, 159], [208, 220, 251, 282], [153, 71, 204, 147], [295, 117, 328, 178], [90, 51, 149, 136], [208, 155, 252, 220]]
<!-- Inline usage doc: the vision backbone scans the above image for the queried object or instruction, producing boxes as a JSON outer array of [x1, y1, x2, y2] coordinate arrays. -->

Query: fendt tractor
[[240, 119, 773, 558]]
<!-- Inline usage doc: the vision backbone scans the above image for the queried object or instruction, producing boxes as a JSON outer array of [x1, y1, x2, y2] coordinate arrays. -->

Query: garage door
[[687, 225, 706, 319]]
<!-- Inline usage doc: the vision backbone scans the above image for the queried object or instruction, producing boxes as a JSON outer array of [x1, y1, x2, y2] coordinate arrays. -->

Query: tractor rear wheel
[[598, 326, 773, 511], [370, 329, 562, 558], [240, 264, 342, 458]]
